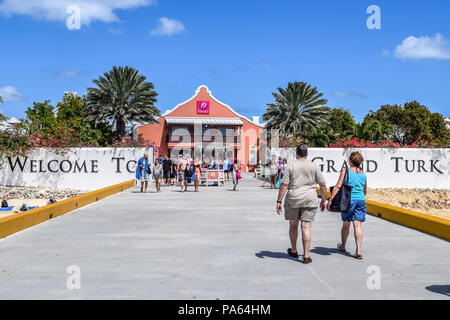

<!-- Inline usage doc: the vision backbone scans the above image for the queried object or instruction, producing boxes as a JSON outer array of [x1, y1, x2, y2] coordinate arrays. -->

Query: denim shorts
[[341, 200, 367, 222]]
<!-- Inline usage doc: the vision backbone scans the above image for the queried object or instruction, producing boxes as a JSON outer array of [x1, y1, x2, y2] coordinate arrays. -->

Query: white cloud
[[394, 33, 450, 60], [0, 0, 156, 25], [0, 86, 22, 102], [55, 70, 86, 77], [150, 17, 185, 36], [331, 91, 368, 99]]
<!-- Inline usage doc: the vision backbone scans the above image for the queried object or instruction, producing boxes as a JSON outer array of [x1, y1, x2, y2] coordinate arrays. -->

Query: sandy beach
[[0, 186, 85, 218], [367, 189, 450, 220]]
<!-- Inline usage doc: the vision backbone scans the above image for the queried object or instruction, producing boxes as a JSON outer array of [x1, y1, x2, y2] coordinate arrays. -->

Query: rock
[[0, 186, 85, 200]]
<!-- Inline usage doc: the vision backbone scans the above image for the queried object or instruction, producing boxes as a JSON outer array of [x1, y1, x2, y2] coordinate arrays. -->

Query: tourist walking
[[261, 162, 271, 187], [178, 154, 188, 192], [232, 159, 241, 191], [194, 159, 202, 192], [280, 158, 288, 179], [185, 160, 195, 191], [136, 153, 151, 193], [223, 158, 230, 181], [153, 159, 163, 193], [276, 145, 327, 264], [327, 151, 367, 260], [270, 160, 278, 189], [170, 159, 177, 185], [163, 155, 172, 186]]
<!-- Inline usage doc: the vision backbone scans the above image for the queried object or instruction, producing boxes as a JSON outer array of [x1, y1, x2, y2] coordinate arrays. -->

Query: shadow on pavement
[[255, 251, 298, 261], [425, 285, 450, 297], [130, 191, 158, 194], [310, 247, 352, 257]]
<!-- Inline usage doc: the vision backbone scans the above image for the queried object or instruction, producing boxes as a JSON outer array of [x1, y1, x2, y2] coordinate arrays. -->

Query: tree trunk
[[116, 118, 126, 139]]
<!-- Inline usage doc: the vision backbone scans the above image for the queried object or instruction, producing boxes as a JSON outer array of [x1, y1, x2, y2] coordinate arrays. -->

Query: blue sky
[[1, 0, 449, 122]]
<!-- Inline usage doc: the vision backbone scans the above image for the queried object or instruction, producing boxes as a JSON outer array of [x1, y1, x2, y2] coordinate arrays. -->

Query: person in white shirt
[[223, 158, 231, 180]]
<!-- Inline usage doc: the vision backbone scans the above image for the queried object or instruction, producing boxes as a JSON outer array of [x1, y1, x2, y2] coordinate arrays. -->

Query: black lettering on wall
[[126, 160, 137, 173], [30, 160, 38, 173], [430, 160, 443, 174], [311, 157, 324, 172], [391, 157, 403, 173], [417, 160, 428, 173], [39, 160, 47, 173], [48, 160, 58, 173], [327, 160, 337, 173], [405, 160, 415, 173], [73, 160, 87, 173], [7, 157, 28, 172], [60, 160, 73, 173], [112, 157, 125, 173], [366, 160, 378, 173], [91, 160, 99, 173]]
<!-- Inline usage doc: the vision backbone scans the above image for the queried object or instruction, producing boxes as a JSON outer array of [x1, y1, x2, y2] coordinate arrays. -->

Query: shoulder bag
[[329, 167, 353, 212]]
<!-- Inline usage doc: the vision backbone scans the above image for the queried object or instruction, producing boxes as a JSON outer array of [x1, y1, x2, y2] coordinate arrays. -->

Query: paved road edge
[[0, 180, 135, 239]]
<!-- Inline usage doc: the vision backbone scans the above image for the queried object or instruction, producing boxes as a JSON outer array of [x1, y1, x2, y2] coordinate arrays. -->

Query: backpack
[[1, 200, 8, 208]]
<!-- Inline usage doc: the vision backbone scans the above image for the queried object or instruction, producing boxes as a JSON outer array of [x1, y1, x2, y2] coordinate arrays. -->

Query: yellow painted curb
[[0, 180, 135, 239], [317, 188, 450, 241]]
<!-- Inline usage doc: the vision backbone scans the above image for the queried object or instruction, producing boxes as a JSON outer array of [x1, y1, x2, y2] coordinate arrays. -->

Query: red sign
[[197, 101, 210, 114]]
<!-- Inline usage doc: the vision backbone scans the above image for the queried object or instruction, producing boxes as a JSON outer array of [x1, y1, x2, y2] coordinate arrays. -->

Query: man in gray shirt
[[276, 145, 327, 264]]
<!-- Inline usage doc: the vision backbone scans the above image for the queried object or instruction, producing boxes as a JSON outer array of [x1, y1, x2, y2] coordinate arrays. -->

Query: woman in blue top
[[327, 151, 367, 260]]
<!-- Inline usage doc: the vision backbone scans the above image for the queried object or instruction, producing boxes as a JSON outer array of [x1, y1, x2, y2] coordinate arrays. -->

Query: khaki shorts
[[284, 206, 317, 222]]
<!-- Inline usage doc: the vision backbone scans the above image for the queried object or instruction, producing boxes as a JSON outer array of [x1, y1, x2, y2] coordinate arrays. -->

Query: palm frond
[[263, 81, 329, 137], [86, 66, 160, 137]]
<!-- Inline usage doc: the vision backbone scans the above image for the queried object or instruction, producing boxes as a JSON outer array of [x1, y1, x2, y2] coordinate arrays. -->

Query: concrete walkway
[[0, 176, 448, 300]]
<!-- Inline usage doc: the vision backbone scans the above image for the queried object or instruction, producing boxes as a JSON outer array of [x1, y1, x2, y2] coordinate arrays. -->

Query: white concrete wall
[[268, 148, 449, 189], [0, 148, 153, 191], [1, 147, 448, 190]]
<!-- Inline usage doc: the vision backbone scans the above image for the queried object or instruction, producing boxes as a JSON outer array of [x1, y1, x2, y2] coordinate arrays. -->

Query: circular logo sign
[[197, 101, 210, 114]]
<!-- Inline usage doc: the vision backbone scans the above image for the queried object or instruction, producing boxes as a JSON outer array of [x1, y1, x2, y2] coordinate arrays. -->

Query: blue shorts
[[341, 200, 367, 222]]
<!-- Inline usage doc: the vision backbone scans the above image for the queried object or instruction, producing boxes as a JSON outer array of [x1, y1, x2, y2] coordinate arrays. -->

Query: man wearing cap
[[276, 145, 327, 264]]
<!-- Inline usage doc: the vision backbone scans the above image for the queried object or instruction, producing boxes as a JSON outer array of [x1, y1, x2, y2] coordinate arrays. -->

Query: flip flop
[[287, 248, 299, 258], [301, 256, 312, 264], [337, 243, 346, 253], [355, 254, 363, 260]]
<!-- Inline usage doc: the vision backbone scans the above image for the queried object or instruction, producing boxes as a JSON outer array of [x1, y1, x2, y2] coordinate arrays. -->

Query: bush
[[329, 136, 448, 149]]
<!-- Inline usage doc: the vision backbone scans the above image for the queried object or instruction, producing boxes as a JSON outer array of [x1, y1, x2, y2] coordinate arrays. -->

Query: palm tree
[[263, 82, 329, 136], [0, 96, 6, 122], [355, 118, 391, 141], [86, 66, 160, 138]]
